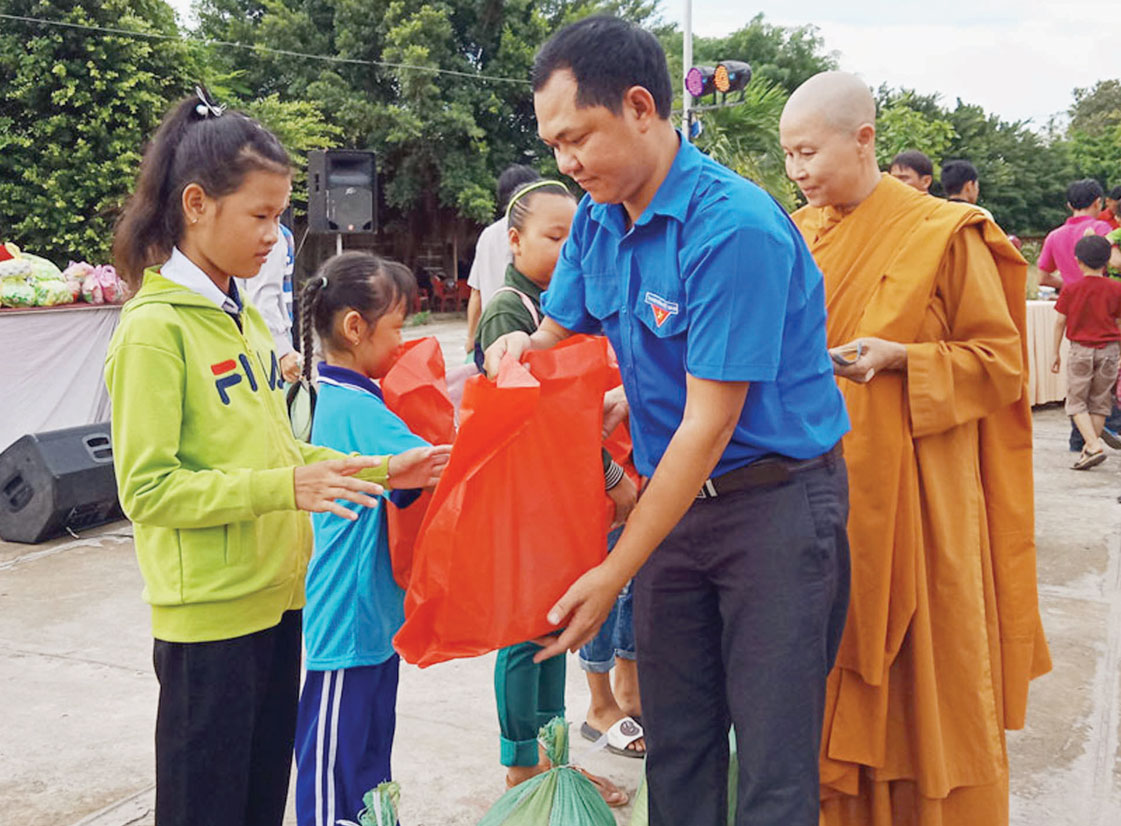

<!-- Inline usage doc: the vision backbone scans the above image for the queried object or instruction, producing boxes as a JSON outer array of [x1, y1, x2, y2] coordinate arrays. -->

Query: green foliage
[[946, 102, 1073, 234], [241, 94, 343, 215], [193, 0, 660, 228], [872, 88, 1077, 234], [4, 0, 1118, 258], [0, 0, 197, 263], [1069, 80, 1121, 136], [406, 309, 432, 327], [875, 100, 958, 173], [698, 14, 836, 95], [695, 81, 798, 210], [1068, 126, 1121, 192]]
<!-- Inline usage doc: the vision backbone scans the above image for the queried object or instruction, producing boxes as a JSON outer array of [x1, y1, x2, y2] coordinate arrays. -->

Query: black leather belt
[[696, 443, 843, 500]]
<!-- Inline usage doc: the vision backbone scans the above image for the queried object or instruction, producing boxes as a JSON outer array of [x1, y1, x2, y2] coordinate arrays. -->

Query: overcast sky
[[168, 0, 1113, 127]]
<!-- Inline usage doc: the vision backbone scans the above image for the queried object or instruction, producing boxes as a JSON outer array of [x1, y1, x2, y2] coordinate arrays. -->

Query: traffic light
[[685, 66, 717, 103], [685, 60, 752, 107], [714, 61, 751, 101]]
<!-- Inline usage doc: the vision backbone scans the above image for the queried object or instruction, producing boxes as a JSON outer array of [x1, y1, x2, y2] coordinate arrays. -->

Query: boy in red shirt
[[1053, 234, 1121, 469]]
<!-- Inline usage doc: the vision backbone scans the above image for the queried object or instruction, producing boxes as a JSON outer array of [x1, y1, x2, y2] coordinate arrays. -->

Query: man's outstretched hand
[[531, 562, 627, 662], [483, 331, 532, 378]]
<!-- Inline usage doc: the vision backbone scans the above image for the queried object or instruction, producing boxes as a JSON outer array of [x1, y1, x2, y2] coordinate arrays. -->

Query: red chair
[[455, 279, 471, 310], [431, 278, 456, 312]]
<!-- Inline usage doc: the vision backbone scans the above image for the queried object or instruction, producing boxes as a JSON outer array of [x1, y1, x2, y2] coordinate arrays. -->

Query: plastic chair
[[431, 278, 456, 312]]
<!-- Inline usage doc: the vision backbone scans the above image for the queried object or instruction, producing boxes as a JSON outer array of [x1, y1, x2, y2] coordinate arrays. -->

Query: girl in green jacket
[[105, 90, 449, 826]]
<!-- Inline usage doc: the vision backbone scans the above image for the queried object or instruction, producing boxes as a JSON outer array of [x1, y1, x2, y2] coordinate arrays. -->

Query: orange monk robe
[[792, 174, 1051, 826]]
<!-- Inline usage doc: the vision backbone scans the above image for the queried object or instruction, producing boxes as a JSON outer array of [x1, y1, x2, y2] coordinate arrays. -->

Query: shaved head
[[780, 71, 883, 209], [783, 71, 876, 136]]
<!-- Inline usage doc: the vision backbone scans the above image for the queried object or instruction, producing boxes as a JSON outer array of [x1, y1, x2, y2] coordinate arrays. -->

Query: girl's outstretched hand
[[294, 456, 386, 520], [389, 445, 453, 490]]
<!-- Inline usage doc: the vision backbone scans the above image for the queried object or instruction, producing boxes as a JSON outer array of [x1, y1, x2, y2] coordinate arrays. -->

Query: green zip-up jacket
[[105, 269, 389, 643]]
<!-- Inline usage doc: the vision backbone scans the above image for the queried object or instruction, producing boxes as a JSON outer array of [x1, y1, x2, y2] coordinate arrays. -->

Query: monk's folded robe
[[792, 174, 1051, 826]]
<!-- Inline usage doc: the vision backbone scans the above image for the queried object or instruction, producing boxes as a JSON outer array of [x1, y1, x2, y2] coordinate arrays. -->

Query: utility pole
[[681, 0, 693, 142]]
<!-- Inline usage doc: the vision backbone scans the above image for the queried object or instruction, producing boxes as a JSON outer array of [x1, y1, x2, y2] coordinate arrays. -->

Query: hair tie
[[505, 180, 570, 222], [320, 275, 328, 288], [194, 85, 226, 119]]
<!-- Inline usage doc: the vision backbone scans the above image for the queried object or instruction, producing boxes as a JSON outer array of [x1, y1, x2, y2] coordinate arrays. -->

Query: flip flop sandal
[[1073, 448, 1107, 470], [574, 766, 629, 808], [581, 716, 646, 758]]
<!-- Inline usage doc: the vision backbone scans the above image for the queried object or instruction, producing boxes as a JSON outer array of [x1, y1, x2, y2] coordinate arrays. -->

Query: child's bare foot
[[574, 767, 629, 807]]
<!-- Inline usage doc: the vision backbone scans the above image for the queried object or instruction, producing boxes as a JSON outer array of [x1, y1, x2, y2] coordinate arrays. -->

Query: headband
[[505, 180, 570, 222]]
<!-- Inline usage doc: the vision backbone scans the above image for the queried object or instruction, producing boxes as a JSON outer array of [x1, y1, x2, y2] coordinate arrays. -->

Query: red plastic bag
[[394, 335, 615, 667], [381, 338, 456, 589]]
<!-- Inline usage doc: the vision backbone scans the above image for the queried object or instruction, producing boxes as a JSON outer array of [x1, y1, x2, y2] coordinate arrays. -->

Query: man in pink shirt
[[1039, 179, 1113, 289]]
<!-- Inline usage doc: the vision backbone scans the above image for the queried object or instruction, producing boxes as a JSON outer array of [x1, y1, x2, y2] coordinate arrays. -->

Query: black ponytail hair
[[113, 88, 290, 289], [299, 252, 418, 389]]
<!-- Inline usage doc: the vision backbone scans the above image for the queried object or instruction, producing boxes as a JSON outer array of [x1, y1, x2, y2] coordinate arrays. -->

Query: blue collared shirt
[[542, 137, 849, 477], [304, 363, 427, 670]]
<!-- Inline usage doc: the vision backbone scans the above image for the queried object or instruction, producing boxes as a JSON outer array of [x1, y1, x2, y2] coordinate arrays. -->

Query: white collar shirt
[[161, 247, 241, 315]]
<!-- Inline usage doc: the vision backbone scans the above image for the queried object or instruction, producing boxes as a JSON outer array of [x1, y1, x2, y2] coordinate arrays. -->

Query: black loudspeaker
[[0, 424, 123, 544], [307, 149, 378, 234]]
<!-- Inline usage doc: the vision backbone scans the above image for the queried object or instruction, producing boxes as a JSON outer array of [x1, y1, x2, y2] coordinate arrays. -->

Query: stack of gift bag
[[0, 243, 125, 308]]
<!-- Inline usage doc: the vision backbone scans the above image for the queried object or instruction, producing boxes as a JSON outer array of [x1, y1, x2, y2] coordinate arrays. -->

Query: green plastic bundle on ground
[[628, 728, 739, 826], [477, 717, 615, 826], [339, 781, 400, 826]]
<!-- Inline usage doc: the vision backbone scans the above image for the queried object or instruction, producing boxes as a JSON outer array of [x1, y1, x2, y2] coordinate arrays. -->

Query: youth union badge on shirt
[[644, 292, 679, 328]]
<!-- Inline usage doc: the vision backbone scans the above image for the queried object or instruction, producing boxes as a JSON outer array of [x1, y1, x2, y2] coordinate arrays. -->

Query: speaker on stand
[[307, 149, 378, 251], [0, 424, 123, 544]]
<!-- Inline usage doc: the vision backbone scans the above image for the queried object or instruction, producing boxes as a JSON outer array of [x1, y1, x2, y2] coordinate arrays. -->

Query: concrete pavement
[[2, 315, 1120, 825]]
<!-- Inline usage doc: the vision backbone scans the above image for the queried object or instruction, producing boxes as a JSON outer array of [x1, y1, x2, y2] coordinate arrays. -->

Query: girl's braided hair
[[299, 252, 417, 392]]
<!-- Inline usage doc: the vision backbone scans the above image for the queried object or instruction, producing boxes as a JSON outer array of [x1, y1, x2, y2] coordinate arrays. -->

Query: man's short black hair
[[532, 15, 673, 120], [941, 160, 979, 196], [890, 150, 933, 178], [1075, 234, 1112, 270], [1068, 178, 1105, 210], [1108, 185, 1121, 202], [496, 165, 540, 213]]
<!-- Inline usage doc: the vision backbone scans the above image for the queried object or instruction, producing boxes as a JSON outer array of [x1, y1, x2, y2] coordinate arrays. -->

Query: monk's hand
[[483, 331, 532, 378], [603, 385, 630, 437], [834, 337, 907, 383], [532, 562, 626, 662], [1051, 355, 1062, 374]]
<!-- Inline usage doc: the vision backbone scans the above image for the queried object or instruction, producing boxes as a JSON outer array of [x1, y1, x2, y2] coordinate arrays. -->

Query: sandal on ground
[[580, 716, 646, 758], [574, 766, 629, 808], [504, 760, 549, 790], [1073, 447, 1107, 470], [1101, 427, 1121, 450]]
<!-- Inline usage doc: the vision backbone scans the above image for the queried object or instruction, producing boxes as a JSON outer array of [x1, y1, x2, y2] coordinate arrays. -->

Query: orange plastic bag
[[381, 338, 456, 589], [394, 335, 615, 667]]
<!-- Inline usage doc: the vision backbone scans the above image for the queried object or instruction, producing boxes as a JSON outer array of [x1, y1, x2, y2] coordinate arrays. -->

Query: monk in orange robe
[[779, 72, 1051, 825]]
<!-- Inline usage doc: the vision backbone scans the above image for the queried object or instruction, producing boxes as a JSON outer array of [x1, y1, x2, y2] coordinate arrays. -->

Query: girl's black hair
[[300, 252, 418, 388], [507, 181, 575, 233], [113, 89, 291, 289]]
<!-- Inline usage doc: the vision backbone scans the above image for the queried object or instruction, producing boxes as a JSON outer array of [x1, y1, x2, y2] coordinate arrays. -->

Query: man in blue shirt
[[484, 17, 851, 826]]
